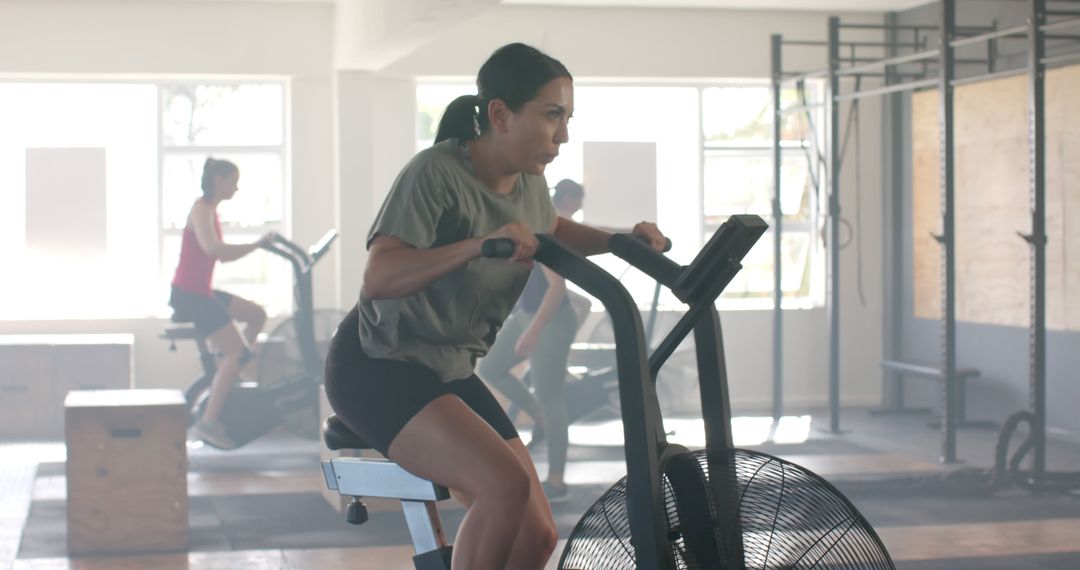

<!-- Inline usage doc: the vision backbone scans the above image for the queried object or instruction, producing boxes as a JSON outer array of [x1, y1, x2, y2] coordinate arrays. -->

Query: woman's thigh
[[387, 394, 530, 502], [220, 291, 264, 324]]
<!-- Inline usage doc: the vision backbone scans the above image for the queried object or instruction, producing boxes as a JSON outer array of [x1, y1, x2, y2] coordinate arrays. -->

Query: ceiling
[[500, 0, 934, 12]]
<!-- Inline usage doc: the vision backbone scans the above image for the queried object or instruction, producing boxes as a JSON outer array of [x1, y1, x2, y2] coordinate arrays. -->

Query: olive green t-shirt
[[357, 139, 557, 381]]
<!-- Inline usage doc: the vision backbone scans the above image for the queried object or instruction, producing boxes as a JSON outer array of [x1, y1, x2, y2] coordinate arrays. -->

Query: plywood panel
[[1047, 65, 1080, 330], [1062, 134, 1080, 330], [912, 90, 941, 320], [954, 74, 1028, 328], [954, 138, 1029, 327], [911, 64, 1080, 330], [1045, 130, 1068, 331]]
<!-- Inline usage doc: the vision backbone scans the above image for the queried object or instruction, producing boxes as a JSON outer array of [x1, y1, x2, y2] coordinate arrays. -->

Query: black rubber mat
[[17, 486, 609, 558]]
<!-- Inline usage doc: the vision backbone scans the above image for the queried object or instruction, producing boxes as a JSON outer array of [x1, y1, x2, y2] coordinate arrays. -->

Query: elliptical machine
[[163, 230, 338, 448]]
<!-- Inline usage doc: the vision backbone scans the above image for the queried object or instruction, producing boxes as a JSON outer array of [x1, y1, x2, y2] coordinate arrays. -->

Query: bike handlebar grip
[[481, 238, 516, 258], [628, 232, 672, 252], [609, 233, 683, 295], [310, 229, 338, 262]]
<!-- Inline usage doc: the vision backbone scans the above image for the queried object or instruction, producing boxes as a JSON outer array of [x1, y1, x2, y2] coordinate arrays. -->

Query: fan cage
[[559, 448, 894, 570]]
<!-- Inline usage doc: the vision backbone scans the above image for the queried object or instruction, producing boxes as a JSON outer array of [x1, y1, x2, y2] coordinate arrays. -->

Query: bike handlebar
[[481, 234, 671, 259], [309, 230, 338, 264], [259, 230, 337, 276], [480, 216, 766, 307]]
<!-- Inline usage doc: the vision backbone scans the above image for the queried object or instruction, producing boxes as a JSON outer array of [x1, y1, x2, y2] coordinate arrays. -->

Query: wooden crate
[[0, 334, 132, 439], [0, 345, 52, 438], [65, 389, 188, 556]]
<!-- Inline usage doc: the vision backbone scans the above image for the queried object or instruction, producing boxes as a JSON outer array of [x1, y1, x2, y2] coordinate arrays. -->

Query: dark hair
[[553, 178, 584, 206], [200, 157, 238, 197], [434, 43, 572, 144]]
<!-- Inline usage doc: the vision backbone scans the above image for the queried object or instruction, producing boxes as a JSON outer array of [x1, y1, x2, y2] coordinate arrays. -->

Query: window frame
[[699, 81, 826, 308], [157, 79, 292, 315]]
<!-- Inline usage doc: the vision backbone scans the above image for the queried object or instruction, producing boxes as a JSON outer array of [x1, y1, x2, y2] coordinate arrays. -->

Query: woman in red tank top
[[169, 157, 273, 449]]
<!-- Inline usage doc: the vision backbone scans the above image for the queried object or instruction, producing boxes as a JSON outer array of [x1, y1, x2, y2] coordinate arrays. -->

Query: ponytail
[[434, 95, 484, 144]]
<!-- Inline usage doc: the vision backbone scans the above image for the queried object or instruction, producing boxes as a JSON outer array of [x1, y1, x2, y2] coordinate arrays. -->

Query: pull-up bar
[[839, 23, 994, 32], [835, 49, 940, 76], [950, 24, 1028, 47], [833, 78, 938, 102], [782, 40, 923, 48], [1042, 17, 1080, 32]]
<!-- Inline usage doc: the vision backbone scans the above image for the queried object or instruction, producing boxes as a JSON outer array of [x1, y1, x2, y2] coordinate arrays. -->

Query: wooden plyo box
[[65, 389, 189, 556]]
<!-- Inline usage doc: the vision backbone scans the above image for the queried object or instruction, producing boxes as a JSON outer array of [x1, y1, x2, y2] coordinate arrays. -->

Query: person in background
[[477, 178, 589, 504], [169, 157, 272, 449]]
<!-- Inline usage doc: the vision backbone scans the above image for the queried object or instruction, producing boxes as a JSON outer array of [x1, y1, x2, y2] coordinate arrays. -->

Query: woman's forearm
[[553, 216, 611, 256], [215, 242, 260, 262], [363, 237, 483, 300]]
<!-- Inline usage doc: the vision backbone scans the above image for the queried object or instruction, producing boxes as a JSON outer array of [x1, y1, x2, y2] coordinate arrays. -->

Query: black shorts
[[169, 286, 235, 334], [324, 307, 519, 458]]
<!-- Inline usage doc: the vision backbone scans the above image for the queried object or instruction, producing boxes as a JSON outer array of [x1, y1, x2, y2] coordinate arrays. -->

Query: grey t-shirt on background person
[[357, 138, 557, 381]]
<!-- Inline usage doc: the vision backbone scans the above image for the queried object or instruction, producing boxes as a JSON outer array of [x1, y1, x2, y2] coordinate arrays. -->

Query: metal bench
[[873, 360, 994, 462]]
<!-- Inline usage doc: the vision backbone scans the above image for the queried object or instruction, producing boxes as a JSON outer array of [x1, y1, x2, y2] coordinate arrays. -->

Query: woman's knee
[[218, 346, 249, 365], [451, 458, 531, 518], [209, 326, 246, 360], [530, 516, 559, 557], [472, 462, 532, 509], [513, 504, 558, 564], [246, 304, 268, 329]]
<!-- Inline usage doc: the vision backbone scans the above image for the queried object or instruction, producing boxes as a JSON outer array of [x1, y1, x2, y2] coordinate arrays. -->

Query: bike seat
[[161, 325, 207, 341], [323, 414, 374, 451]]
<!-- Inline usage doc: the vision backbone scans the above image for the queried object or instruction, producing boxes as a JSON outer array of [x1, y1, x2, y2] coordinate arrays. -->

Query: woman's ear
[[488, 99, 512, 133]]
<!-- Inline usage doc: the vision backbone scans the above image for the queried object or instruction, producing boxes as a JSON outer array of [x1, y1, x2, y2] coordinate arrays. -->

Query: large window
[[702, 84, 825, 308], [415, 80, 824, 310], [0, 80, 288, 320]]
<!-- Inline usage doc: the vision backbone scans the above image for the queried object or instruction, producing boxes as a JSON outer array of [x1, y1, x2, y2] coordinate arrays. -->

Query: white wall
[[333, 72, 417, 308], [0, 0, 336, 392], [343, 4, 889, 413], [385, 5, 880, 78]]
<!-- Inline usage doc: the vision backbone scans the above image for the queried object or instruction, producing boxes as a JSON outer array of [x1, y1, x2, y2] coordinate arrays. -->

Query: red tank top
[[171, 206, 221, 297]]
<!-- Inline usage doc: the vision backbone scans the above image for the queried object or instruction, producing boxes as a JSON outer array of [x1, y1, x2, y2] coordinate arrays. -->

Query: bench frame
[[322, 456, 453, 570], [872, 360, 994, 462]]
